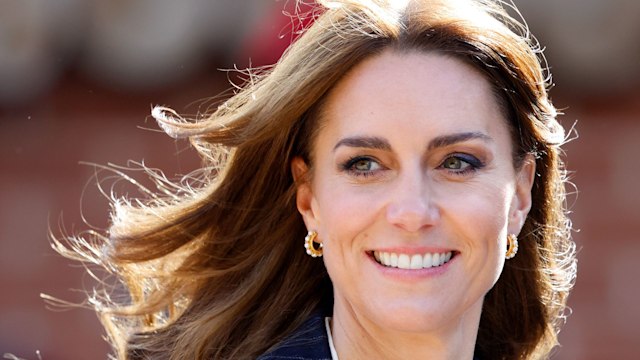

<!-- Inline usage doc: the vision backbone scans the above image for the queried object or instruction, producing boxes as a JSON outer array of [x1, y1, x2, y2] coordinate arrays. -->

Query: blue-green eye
[[440, 154, 483, 174], [353, 158, 378, 171], [342, 156, 382, 176], [442, 156, 469, 170]]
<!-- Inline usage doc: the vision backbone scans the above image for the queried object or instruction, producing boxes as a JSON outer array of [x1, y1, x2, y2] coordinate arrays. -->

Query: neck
[[330, 299, 482, 360]]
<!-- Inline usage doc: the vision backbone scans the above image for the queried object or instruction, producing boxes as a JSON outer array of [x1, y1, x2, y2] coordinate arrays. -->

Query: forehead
[[317, 49, 505, 140]]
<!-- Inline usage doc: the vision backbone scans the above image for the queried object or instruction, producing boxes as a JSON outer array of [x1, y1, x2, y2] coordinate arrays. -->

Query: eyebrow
[[333, 131, 492, 152], [333, 136, 391, 152], [427, 131, 493, 150]]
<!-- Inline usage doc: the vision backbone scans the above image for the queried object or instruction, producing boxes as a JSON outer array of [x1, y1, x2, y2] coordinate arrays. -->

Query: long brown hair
[[56, 1, 576, 359]]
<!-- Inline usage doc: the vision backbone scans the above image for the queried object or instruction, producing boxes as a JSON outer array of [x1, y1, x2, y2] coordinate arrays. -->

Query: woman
[[58, 0, 576, 359]]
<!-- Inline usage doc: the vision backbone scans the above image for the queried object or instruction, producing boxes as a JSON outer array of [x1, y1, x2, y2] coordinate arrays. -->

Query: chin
[[368, 301, 459, 334]]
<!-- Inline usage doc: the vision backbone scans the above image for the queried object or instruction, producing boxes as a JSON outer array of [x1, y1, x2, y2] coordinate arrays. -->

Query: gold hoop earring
[[506, 233, 518, 259], [304, 230, 323, 258]]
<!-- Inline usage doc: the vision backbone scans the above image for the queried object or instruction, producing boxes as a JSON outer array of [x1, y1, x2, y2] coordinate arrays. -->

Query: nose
[[385, 168, 438, 232]]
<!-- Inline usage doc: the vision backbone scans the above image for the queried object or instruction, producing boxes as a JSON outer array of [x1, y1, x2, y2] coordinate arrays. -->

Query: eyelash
[[340, 153, 485, 178], [438, 153, 485, 175], [341, 156, 382, 178]]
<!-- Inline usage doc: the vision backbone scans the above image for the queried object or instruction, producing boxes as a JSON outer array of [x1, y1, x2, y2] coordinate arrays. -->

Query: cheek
[[312, 180, 385, 244], [441, 184, 513, 295], [440, 182, 513, 243]]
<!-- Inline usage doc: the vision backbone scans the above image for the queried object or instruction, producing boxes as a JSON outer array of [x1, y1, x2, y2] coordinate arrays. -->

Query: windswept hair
[[55, 1, 576, 359]]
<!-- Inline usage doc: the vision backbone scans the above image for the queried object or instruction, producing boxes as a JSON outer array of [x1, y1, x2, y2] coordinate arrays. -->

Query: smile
[[373, 251, 453, 269]]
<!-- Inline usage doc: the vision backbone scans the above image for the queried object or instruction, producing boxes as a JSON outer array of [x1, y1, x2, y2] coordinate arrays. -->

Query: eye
[[352, 158, 379, 171], [341, 156, 383, 177], [442, 156, 470, 170], [439, 154, 484, 174]]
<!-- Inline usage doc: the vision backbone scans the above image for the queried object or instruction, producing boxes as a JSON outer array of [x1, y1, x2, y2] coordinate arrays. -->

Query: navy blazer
[[257, 312, 332, 360], [257, 312, 481, 360]]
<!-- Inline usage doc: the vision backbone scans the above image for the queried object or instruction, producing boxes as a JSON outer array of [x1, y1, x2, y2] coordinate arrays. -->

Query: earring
[[304, 230, 323, 258], [505, 233, 518, 259]]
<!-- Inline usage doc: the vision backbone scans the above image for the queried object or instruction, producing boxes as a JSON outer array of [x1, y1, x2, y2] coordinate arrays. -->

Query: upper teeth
[[373, 251, 453, 269]]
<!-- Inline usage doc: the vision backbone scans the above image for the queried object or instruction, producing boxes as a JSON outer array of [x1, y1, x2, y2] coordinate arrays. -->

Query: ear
[[291, 157, 320, 231], [509, 154, 536, 234]]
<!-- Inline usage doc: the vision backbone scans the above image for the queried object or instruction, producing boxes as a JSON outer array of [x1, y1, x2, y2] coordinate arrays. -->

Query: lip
[[366, 248, 458, 279]]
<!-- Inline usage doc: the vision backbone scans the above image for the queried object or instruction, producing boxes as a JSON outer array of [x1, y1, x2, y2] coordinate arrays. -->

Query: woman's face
[[293, 50, 534, 335]]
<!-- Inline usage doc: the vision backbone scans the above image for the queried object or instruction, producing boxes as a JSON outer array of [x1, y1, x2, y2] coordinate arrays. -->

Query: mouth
[[372, 250, 455, 270]]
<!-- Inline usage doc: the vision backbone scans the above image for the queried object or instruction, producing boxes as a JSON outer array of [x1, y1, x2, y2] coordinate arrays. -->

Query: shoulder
[[257, 312, 332, 360]]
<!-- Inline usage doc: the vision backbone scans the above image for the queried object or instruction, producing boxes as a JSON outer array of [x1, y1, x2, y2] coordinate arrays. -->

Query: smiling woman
[[291, 51, 537, 359], [57, 0, 576, 359]]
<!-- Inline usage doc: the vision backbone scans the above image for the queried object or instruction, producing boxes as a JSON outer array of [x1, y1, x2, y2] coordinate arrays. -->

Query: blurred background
[[1, 1, 638, 359]]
